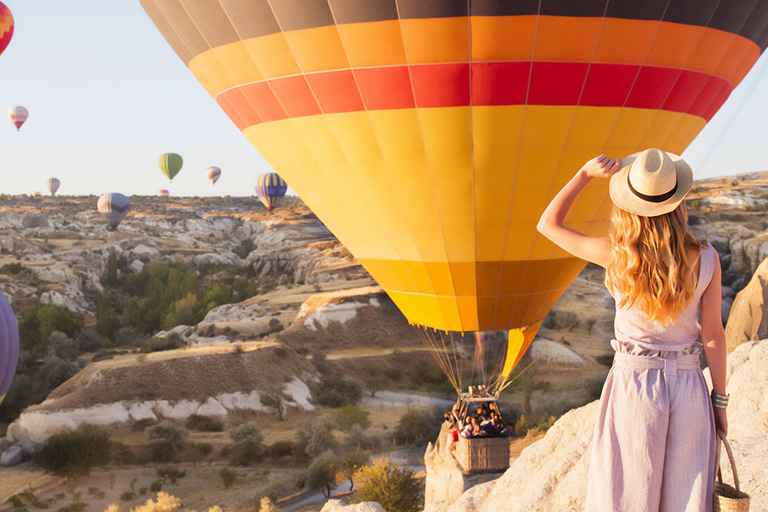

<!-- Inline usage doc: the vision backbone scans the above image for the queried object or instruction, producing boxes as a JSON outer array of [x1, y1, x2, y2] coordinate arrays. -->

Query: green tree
[[95, 288, 120, 341], [260, 383, 288, 421], [353, 461, 421, 512], [337, 451, 368, 491], [105, 249, 120, 287], [307, 451, 339, 498], [295, 416, 337, 460], [335, 404, 371, 433], [229, 421, 265, 466], [18, 304, 82, 356]]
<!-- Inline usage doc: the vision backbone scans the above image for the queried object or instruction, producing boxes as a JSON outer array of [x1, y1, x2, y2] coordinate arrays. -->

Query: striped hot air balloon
[[8, 106, 27, 131], [206, 166, 221, 185], [157, 189, 170, 197], [255, 173, 288, 212], [46, 178, 60, 196], [0, 2, 13, 58], [141, 0, 768, 394], [98, 193, 131, 230], [159, 153, 183, 182], [0, 290, 19, 408]]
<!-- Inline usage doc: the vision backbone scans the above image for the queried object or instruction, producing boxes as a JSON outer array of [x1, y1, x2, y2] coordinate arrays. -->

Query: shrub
[[307, 451, 340, 498], [543, 310, 578, 330], [393, 409, 439, 446], [259, 497, 279, 512], [186, 414, 224, 432], [264, 441, 295, 459], [353, 460, 421, 512], [312, 374, 362, 408], [335, 404, 371, 433], [39, 424, 111, 478], [514, 414, 530, 437], [149, 481, 163, 492], [691, 199, 701, 210], [234, 239, 257, 259], [88, 487, 106, 499], [120, 491, 135, 501], [156, 464, 186, 484], [145, 420, 189, 452], [229, 421, 265, 466], [219, 467, 238, 489]]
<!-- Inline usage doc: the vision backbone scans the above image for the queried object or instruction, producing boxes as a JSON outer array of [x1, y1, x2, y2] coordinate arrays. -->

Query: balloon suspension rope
[[698, 54, 768, 175], [415, 327, 462, 393], [495, 353, 543, 396]]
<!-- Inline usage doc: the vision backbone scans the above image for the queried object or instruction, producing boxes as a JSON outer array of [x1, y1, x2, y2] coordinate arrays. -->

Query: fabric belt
[[613, 352, 701, 375]]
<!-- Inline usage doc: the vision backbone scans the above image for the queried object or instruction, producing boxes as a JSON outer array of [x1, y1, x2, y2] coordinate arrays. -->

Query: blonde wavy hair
[[605, 203, 703, 324]]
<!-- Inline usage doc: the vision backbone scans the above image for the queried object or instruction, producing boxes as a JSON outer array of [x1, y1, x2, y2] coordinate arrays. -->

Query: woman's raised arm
[[536, 155, 620, 268]]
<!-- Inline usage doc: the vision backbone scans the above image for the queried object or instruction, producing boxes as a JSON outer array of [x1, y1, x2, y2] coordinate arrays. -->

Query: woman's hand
[[714, 408, 728, 436], [581, 154, 622, 179]]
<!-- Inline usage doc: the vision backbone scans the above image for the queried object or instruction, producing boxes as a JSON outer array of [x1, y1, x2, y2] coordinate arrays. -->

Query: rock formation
[[725, 257, 768, 354], [320, 501, 385, 512]]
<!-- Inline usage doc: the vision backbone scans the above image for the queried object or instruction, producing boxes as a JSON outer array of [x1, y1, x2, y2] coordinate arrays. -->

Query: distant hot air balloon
[[255, 173, 288, 212], [159, 153, 183, 182], [0, 290, 19, 408], [142, 0, 768, 397], [8, 106, 27, 131], [157, 189, 170, 197], [46, 178, 60, 196], [206, 166, 221, 185], [98, 193, 130, 230], [0, 2, 13, 58]]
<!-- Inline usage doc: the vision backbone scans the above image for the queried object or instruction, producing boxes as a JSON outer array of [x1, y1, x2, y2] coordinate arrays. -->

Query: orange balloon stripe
[[216, 62, 731, 132], [183, 17, 760, 93]]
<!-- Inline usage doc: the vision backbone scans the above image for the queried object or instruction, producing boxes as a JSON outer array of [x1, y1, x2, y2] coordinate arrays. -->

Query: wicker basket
[[454, 435, 510, 473], [714, 429, 750, 512]]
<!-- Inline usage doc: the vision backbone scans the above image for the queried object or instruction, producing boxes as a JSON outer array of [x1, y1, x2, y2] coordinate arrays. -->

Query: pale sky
[[0, 1, 766, 198]]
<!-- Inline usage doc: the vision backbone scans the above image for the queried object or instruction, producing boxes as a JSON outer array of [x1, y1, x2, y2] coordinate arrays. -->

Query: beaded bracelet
[[711, 391, 729, 409]]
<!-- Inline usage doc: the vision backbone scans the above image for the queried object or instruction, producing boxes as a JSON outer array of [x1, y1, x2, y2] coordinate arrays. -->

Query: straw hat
[[609, 148, 693, 217]]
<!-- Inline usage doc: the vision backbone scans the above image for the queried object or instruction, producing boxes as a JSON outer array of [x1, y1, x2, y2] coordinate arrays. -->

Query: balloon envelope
[[206, 166, 221, 185], [8, 106, 27, 131], [0, 2, 12, 58], [46, 178, 60, 196], [98, 193, 130, 229], [255, 173, 288, 212], [159, 153, 183, 182], [141, 1, 768, 378], [0, 290, 19, 407], [157, 189, 170, 197]]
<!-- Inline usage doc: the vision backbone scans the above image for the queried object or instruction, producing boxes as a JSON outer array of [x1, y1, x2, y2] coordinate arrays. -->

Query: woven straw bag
[[714, 428, 750, 512]]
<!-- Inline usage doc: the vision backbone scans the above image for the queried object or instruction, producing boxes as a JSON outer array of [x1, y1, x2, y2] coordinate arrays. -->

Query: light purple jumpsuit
[[586, 243, 717, 512]]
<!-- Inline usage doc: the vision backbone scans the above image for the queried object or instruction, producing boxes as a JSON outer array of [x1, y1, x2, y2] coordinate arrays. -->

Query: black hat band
[[627, 170, 678, 203]]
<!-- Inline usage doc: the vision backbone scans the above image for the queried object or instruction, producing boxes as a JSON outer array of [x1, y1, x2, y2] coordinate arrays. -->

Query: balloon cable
[[697, 54, 768, 176]]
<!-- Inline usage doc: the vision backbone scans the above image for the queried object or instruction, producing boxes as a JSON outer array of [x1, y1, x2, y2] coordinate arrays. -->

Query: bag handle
[[715, 428, 740, 491]]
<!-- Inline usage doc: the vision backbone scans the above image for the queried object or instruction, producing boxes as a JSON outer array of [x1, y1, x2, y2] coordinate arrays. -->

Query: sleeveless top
[[609, 242, 715, 356]]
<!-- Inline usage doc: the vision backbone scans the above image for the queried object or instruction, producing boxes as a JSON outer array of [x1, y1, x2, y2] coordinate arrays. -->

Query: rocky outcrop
[[5, 344, 316, 447], [427, 341, 768, 512], [725, 258, 768, 354], [22, 213, 49, 228], [320, 501, 385, 512]]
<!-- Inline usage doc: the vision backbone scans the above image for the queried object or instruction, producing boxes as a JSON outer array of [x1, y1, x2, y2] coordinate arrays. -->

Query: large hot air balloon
[[0, 2, 13, 58], [98, 193, 131, 230], [159, 153, 183, 182], [206, 166, 221, 185], [0, 291, 19, 408], [46, 178, 60, 196], [141, 0, 768, 396], [8, 106, 27, 131], [255, 173, 288, 212], [157, 189, 170, 197]]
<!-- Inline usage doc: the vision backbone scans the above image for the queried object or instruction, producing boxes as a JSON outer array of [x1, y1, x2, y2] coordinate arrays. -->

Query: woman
[[537, 149, 728, 512]]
